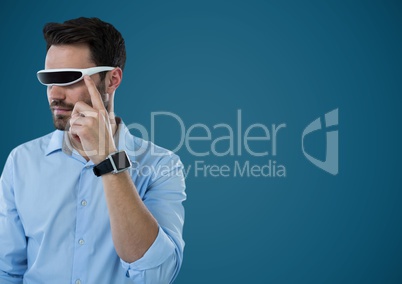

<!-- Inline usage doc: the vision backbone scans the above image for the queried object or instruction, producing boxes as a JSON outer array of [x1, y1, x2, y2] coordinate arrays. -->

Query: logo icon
[[302, 108, 338, 175]]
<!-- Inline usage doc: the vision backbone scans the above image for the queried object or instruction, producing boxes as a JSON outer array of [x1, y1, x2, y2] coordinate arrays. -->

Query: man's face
[[45, 44, 108, 130]]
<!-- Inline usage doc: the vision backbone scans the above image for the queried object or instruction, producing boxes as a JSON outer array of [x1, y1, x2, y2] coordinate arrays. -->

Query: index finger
[[84, 75, 106, 111]]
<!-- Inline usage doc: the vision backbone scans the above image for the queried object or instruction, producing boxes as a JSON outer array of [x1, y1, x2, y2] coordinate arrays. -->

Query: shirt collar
[[45, 130, 64, 156]]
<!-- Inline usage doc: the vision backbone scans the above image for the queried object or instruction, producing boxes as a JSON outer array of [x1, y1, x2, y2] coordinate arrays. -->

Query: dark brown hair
[[43, 17, 126, 80]]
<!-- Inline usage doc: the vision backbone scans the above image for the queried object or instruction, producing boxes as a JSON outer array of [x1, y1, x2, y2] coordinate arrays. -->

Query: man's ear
[[106, 67, 123, 94]]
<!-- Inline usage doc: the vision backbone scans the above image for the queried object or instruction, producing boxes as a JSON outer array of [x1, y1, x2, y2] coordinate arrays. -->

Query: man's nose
[[48, 85, 66, 101]]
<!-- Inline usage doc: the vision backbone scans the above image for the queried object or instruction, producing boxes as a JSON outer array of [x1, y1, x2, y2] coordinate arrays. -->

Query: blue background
[[1, 0, 401, 283]]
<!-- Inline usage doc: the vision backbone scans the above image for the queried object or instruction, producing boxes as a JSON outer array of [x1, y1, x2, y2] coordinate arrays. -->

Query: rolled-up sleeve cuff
[[121, 226, 175, 273]]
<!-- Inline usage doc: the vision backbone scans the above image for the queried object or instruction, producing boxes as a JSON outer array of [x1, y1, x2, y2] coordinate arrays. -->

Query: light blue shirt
[[0, 121, 186, 284]]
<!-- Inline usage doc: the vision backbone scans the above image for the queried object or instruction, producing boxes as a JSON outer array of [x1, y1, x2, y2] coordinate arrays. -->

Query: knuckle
[[85, 110, 98, 118], [74, 101, 84, 108]]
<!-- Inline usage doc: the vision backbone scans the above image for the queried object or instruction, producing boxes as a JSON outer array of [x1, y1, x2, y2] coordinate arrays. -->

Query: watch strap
[[93, 157, 114, 177]]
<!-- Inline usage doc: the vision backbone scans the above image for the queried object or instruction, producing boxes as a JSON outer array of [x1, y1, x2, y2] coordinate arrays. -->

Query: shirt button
[[75, 280, 81, 284], [78, 239, 85, 245], [85, 165, 91, 169], [81, 200, 87, 206]]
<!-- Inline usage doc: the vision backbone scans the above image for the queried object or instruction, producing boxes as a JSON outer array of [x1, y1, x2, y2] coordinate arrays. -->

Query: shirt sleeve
[[121, 153, 186, 283], [0, 153, 27, 283]]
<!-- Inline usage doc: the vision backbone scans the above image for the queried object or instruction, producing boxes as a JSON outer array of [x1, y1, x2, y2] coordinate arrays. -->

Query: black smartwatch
[[93, 150, 132, 177]]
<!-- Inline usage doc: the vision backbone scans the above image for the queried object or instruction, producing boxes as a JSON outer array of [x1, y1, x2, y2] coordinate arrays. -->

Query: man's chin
[[53, 116, 70, 131]]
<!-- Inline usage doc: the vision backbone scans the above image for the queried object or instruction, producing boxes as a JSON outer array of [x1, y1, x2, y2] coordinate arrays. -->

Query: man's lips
[[52, 107, 72, 115]]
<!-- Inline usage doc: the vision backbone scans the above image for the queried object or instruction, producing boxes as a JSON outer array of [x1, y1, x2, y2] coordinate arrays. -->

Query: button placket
[[71, 165, 92, 284]]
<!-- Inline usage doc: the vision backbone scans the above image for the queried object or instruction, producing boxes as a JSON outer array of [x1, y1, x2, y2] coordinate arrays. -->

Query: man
[[0, 17, 186, 284]]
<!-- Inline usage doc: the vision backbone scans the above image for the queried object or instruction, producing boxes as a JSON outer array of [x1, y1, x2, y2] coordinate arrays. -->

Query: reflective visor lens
[[37, 71, 83, 85]]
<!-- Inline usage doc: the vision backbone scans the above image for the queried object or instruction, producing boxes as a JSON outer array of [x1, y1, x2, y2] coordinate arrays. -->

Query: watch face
[[111, 151, 131, 170]]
